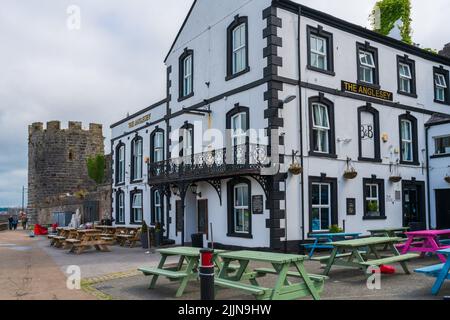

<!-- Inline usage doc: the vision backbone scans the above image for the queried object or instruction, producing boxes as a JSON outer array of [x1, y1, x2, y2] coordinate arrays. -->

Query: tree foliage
[[87, 154, 105, 184], [371, 0, 412, 44]]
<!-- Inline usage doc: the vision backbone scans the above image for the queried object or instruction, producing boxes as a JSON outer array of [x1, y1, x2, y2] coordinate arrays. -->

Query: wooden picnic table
[[95, 226, 117, 235], [67, 231, 112, 254], [217, 250, 327, 300], [415, 248, 450, 295], [138, 247, 226, 298], [315, 237, 419, 276], [368, 227, 410, 237], [400, 230, 450, 262], [304, 233, 361, 258]]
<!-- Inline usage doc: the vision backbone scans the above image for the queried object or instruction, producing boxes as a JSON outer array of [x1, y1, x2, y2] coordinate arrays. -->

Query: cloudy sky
[[0, 0, 449, 207]]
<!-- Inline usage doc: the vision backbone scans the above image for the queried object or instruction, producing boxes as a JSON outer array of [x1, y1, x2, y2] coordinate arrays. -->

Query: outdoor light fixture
[[171, 184, 180, 196], [190, 183, 202, 198], [278, 95, 297, 108]]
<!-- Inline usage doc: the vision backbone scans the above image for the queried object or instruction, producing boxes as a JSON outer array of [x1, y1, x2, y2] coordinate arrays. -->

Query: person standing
[[8, 216, 13, 230], [12, 216, 18, 231], [21, 214, 28, 230]]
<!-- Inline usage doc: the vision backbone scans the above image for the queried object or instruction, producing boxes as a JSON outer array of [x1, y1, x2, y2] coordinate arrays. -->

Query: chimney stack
[[439, 43, 450, 58]]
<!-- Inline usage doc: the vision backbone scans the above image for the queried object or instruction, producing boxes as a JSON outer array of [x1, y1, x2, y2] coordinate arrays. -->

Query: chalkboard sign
[[252, 195, 264, 215], [347, 198, 356, 216]]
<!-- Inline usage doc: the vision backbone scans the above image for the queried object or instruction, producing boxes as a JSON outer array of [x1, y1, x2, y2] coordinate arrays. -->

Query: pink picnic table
[[399, 230, 450, 262]]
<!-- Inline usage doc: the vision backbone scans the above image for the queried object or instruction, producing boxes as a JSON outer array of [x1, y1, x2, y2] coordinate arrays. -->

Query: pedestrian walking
[[8, 215, 13, 230], [21, 214, 28, 230], [12, 216, 18, 231]]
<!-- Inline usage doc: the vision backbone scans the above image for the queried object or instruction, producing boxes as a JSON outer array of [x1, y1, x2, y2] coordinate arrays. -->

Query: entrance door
[[402, 181, 426, 230], [197, 199, 208, 239], [175, 200, 183, 234], [436, 189, 450, 229], [83, 201, 99, 224]]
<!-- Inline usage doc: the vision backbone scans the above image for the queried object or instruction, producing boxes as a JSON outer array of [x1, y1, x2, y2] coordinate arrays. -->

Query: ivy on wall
[[87, 154, 105, 185], [371, 0, 412, 44]]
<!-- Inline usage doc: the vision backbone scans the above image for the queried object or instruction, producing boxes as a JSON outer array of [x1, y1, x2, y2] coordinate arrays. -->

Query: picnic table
[[217, 250, 327, 300], [399, 230, 450, 262], [368, 227, 410, 237], [138, 247, 225, 298], [313, 237, 419, 276], [67, 230, 112, 254], [303, 233, 361, 258], [95, 225, 117, 235], [415, 248, 450, 295], [50, 228, 76, 248]]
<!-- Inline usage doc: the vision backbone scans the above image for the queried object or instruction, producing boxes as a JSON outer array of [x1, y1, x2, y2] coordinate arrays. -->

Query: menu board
[[252, 195, 264, 215]]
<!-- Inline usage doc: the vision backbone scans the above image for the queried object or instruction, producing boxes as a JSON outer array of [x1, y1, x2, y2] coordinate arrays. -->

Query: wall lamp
[[278, 95, 297, 108], [190, 183, 202, 198]]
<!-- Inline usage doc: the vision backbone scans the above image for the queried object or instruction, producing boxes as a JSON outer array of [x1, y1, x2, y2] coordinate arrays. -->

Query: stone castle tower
[[27, 121, 105, 223]]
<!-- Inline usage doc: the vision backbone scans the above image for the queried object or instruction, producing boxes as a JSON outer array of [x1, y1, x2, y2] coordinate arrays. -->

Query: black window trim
[[399, 113, 420, 166], [150, 127, 165, 164], [397, 55, 417, 98], [362, 177, 386, 220], [150, 187, 164, 226], [115, 141, 126, 187], [308, 95, 337, 159], [433, 66, 450, 105], [130, 188, 143, 225], [227, 177, 253, 239], [308, 175, 338, 234], [115, 189, 125, 225], [130, 135, 143, 183], [306, 25, 335, 76], [226, 15, 250, 81], [357, 103, 381, 163], [178, 48, 194, 102], [356, 41, 380, 89], [179, 122, 195, 160]]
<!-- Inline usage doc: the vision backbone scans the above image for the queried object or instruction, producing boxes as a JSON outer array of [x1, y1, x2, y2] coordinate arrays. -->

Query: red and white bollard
[[199, 249, 215, 300]]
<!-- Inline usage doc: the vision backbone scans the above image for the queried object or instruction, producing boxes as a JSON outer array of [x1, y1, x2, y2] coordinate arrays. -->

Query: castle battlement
[[28, 121, 103, 135]]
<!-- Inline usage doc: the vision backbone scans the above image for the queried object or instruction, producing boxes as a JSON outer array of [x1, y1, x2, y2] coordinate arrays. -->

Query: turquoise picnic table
[[138, 247, 225, 298], [303, 232, 361, 258], [313, 237, 419, 276], [415, 248, 450, 295], [216, 250, 327, 300]]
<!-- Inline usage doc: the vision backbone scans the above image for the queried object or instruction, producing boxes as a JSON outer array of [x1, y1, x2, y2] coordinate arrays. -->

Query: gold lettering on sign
[[128, 114, 151, 128], [341, 81, 393, 101]]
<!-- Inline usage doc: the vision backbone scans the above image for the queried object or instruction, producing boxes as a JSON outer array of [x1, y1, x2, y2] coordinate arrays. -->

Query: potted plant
[[445, 176, 450, 184], [288, 162, 302, 175], [329, 225, 343, 234], [367, 201, 379, 217], [140, 221, 149, 249], [154, 222, 165, 247], [343, 158, 357, 179]]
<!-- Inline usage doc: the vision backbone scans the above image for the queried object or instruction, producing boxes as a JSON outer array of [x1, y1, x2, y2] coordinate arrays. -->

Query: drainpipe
[[425, 126, 432, 229], [297, 6, 306, 241]]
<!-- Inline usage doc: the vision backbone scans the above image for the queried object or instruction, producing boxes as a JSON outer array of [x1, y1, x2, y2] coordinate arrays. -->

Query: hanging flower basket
[[445, 176, 450, 184], [288, 163, 303, 175], [389, 176, 402, 183], [343, 170, 358, 180], [144, 157, 150, 164]]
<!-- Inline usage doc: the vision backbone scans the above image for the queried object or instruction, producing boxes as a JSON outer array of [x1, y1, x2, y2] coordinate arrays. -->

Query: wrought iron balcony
[[148, 144, 270, 185]]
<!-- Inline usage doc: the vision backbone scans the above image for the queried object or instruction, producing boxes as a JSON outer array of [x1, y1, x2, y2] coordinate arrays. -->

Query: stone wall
[[27, 121, 107, 224]]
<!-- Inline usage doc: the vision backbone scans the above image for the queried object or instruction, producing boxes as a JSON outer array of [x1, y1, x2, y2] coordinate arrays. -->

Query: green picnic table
[[217, 250, 327, 300], [138, 247, 225, 298], [313, 237, 419, 276], [368, 227, 410, 237]]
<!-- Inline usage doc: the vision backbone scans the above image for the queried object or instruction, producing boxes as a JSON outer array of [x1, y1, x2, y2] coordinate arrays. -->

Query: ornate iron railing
[[148, 144, 270, 183]]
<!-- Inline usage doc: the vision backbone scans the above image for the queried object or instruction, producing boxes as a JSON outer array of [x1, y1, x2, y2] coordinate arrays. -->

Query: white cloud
[[0, 0, 448, 206]]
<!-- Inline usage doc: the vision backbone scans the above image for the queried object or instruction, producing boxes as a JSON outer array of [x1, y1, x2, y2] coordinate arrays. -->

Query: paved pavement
[[1, 229, 449, 300]]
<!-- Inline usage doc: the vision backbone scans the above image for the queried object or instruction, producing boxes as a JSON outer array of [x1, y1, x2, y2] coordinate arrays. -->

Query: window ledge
[[399, 161, 420, 167], [308, 151, 338, 159], [225, 67, 250, 81], [434, 99, 450, 106], [115, 182, 126, 187], [358, 157, 382, 163], [430, 153, 450, 159], [363, 216, 387, 221], [227, 233, 253, 239], [130, 180, 143, 184], [178, 92, 194, 102], [357, 81, 381, 90], [129, 222, 142, 226], [397, 90, 418, 99], [306, 65, 335, 77]]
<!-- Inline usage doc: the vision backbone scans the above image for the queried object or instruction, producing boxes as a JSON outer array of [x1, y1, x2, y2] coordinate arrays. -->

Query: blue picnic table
[[303, 233, 361, 258], [415, 248, 450, 295]]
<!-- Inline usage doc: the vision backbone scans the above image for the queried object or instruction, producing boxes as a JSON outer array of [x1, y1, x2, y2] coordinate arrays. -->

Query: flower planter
[[445, 176, 450, 184], [288, 164, 303, 175], [389, 176, 402, 183], [343, 171, 358, 180]]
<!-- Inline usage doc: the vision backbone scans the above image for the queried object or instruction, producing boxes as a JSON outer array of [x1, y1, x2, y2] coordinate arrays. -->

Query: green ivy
[[372, 0, 412, 44], [87, 154, 105, 184]]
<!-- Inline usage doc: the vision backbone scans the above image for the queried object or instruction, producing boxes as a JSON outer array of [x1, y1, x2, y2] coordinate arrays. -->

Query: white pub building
[[110, 0, 450, 251]]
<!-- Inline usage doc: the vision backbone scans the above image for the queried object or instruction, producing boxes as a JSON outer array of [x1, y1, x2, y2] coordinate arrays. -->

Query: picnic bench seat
[[254, 268, 328, 282], [214, 278, 270, 297], [65, 239, 81, 244], [138, 267, 189, 279], [311, 252, 366, 263], [415, 263, 445, 277], [360, 253, 419, 267]]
